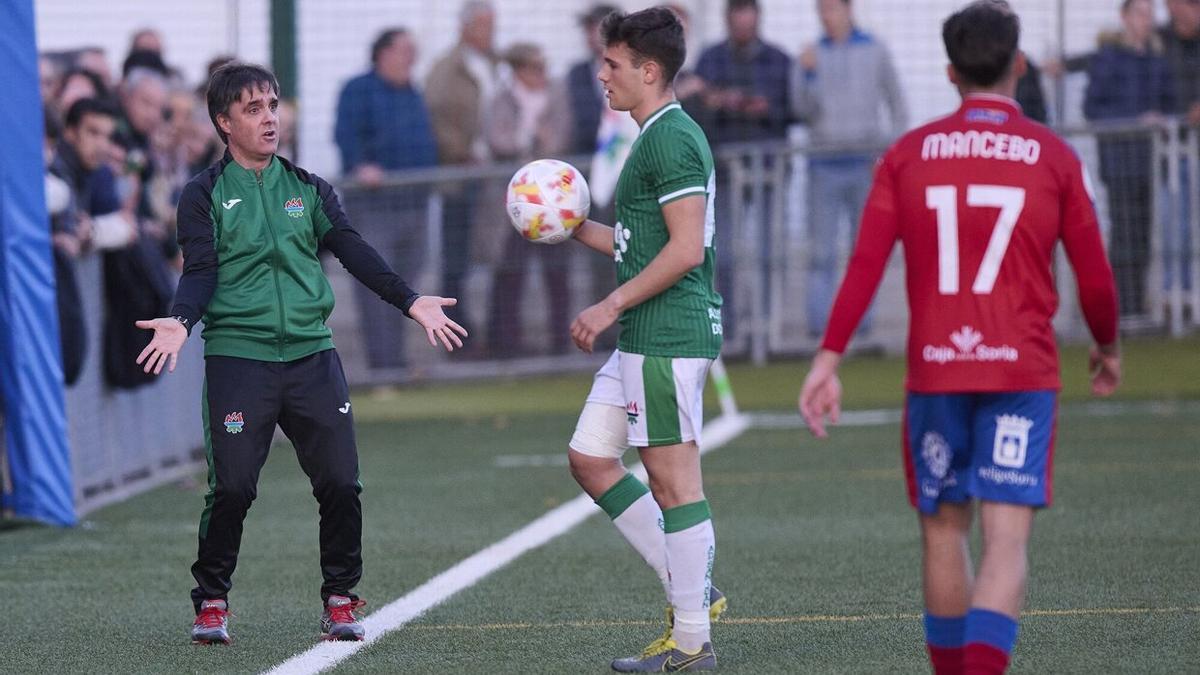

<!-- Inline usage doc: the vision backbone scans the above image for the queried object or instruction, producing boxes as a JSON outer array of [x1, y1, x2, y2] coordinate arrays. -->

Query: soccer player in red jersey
[[798, 2, 1121, 673]]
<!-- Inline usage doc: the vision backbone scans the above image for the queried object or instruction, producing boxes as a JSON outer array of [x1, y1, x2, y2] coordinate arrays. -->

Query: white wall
[[36, 0, 1124, 178], [35, 0, 270, 86]]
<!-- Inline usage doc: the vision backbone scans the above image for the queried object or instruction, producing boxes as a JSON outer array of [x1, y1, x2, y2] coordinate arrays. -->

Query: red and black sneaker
[[191, 599, 231, 645], [321, 595, 366, 641]]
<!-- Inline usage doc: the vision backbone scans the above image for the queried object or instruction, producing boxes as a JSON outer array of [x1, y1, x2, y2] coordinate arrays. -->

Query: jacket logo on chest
[[284, 196, 305, 218]]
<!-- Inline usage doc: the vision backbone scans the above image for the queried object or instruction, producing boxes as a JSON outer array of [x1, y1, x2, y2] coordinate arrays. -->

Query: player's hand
[[408, 296, 468, 352], [134, 317, 187, 375], [571, 297, 619, 353], [799, 349, 843, 438], [1088, 343, 1121, 397]]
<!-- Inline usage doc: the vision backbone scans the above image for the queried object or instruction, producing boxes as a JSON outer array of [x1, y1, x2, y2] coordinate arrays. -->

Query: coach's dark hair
[[942, 0, 1020, 88], [205, 62, 279, 143], [726, 0, 758, 11], [371, 28, 408, 65], [64, 97, 117, 130], [600, 6, 686, 87]]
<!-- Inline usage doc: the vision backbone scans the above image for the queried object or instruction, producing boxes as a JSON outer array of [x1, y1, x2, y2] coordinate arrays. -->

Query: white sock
[[612, 492, 672, 600], [664, 505, 715, 652], [596, 474, 672, 600]]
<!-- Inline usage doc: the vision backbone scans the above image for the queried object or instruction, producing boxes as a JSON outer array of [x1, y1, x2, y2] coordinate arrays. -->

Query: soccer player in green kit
[[562, 6, 724, 672]]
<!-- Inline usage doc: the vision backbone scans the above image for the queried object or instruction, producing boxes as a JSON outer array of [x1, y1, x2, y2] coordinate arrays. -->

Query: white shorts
[[570, 350, 712, 458]]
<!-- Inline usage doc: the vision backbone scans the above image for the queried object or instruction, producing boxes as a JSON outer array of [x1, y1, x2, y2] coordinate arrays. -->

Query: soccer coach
[[136, 62, 467, 644]]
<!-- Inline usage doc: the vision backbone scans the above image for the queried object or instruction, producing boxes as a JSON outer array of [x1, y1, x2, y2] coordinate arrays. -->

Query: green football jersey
[[612, 102, 723, 358]]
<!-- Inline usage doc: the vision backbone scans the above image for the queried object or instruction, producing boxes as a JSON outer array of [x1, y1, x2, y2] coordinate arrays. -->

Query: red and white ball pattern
[[506, 159, 591, 245]]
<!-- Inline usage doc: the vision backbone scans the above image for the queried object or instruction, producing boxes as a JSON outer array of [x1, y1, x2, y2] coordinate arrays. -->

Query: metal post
[[226, 0, 240, 58], [1151, 123, 1170, 329], [1188, 129, 1200, 327], [748, 150, 768, 366], [270, 0, 297, 99], [1165, 122, 1184, 336], [1053, 0, 1066, 127], [729, 155, 748, 356]]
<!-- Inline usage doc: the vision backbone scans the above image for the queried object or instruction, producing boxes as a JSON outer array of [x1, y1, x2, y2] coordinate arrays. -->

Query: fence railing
[[58, 117, 1199, 515]]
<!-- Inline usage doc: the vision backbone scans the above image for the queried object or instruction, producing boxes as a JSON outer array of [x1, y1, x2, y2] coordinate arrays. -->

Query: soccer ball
[[506, 159, 590, 245]]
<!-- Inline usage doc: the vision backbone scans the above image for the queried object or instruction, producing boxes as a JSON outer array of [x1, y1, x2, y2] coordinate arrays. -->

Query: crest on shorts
[[224, 412, 245, 434], [921, 431, 951, 479], [993, 414, 1033, 468], [626, 400, 640, 426]]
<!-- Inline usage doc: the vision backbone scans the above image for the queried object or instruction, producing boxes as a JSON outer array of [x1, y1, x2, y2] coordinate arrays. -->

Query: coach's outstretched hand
[[409, 295, 468, 352], [799, 349, 844, 439], [1088, 343, 1121, 397], [135, 318, 188, 375]]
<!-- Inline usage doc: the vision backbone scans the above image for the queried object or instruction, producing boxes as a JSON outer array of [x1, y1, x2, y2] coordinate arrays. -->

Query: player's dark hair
[[371, 28, 408, 65], [600, 6, 686, 87], [64, 97, 117, 130], [942, 0, 1020, 88], [206, 62, 279, 143]]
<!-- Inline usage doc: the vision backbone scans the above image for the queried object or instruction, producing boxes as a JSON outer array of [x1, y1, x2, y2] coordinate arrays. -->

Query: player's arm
[[800, 154, 900, 436], [610, 195, 705, 309], [570, 195, 706, 352], [1060, 155, 1121, 396], [135, 179, 216, 375], [573, 219, 615, 258], [311, 174, 467, 351]]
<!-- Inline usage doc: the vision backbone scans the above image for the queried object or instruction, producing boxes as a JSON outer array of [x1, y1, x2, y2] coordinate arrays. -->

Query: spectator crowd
[[39, 0, 1200, 387]]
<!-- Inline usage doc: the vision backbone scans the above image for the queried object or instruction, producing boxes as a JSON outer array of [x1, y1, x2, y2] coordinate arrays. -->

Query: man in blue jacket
[[335, 28, 439, 370]]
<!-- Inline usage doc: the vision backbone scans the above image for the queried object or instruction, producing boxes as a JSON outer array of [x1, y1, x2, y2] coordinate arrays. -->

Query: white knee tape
[[569, 402, 630, 459]]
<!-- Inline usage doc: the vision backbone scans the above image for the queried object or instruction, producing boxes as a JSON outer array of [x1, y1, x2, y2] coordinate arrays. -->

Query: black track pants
[[190, 349, 362, 612]]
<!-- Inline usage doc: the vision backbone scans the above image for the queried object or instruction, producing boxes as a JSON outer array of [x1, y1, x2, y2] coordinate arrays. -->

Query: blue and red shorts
[[903, 390, 1058, 513]]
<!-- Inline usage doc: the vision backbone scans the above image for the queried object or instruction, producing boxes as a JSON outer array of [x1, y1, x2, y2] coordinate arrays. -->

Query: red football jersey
[[821, 95, 1118, 392]]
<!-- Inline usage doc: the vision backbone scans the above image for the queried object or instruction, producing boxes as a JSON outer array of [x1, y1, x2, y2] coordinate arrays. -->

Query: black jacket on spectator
[[1160, 25, 1200, 114], [102, 235, 172, 389], [1084, 41, 1176, 179], [48, 143, 103, 387], [1015, 56, 1049, 124], [693, 38, 792, 145]]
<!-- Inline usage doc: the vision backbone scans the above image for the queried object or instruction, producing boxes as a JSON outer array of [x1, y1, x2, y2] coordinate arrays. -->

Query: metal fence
[[56, 117, 1199, 515], [64, 256, 206, 516], [327, 119, 1199, 381]]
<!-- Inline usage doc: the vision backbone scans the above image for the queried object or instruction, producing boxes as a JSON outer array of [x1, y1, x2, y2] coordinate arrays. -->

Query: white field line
[[262, 413, 752, 675]]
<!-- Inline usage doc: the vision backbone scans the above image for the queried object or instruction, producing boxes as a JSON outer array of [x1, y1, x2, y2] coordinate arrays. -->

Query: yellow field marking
[[407, 607, 1199, 633]]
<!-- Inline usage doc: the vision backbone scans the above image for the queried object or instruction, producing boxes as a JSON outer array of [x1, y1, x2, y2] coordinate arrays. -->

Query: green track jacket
[[171, 152, 418, 362]]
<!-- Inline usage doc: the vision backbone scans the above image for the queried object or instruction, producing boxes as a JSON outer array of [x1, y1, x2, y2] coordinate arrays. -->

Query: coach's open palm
[[409, 295, 468, 352], [135, 318, 187, 375]]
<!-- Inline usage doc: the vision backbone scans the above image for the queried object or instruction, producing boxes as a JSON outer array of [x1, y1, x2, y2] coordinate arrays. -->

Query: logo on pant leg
[[224, 412, 244, 434], [993, 414, 1033, 468]]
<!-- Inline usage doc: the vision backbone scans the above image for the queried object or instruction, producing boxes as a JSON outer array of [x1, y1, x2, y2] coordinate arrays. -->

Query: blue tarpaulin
[[0, 0, 76, 526]]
